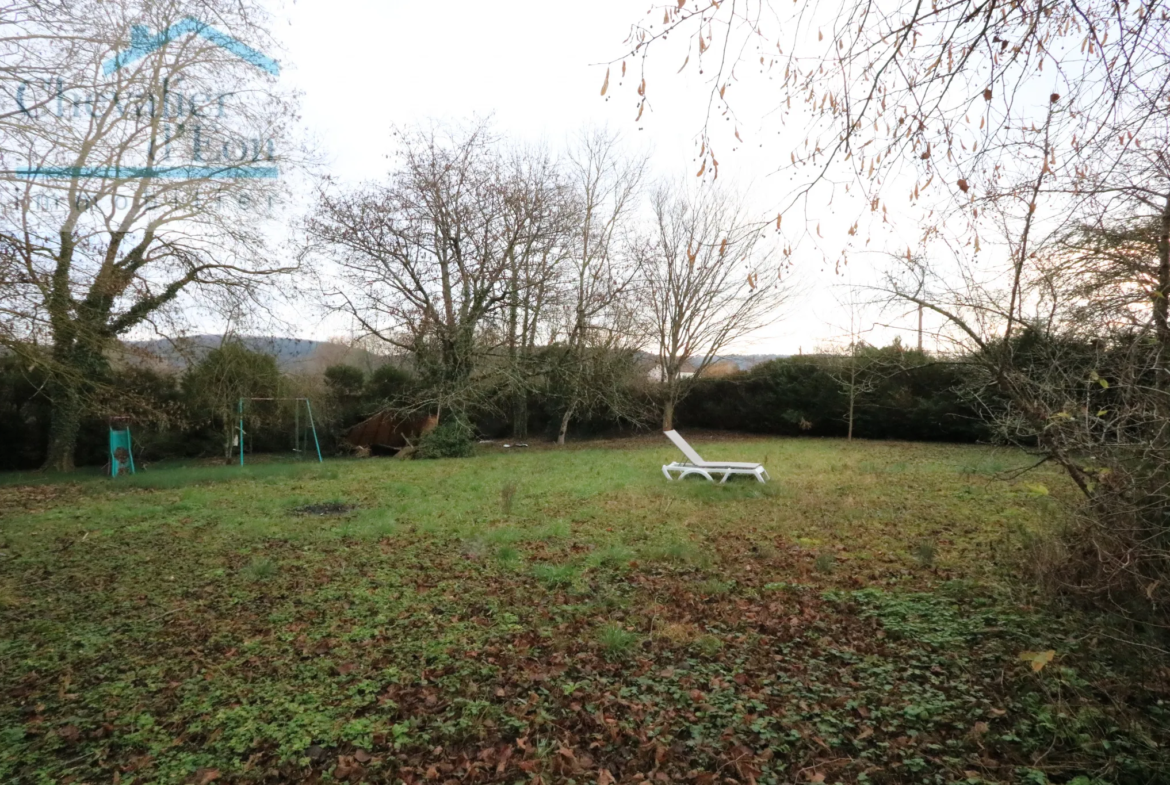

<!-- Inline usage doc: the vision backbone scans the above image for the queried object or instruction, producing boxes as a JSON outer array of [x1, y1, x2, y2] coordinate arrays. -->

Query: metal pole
[[304, 398, 323, 463]]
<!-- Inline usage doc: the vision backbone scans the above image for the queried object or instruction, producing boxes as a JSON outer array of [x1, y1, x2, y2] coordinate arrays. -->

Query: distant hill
[[126, 335, 394, 374], [716, 354, 788, 370], [124, 337, 786, 376]]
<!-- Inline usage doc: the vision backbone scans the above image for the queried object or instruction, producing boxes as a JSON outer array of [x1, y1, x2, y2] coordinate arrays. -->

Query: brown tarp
[[344, 411, 437, 453]]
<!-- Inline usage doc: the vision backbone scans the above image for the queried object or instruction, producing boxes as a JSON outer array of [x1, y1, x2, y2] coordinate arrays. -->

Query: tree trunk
[[557, 404, 574, 446], [224, 415, 235, 465], [847, 389, 855, 441], [43, 378, 81, 472], [512, 394, 528, 439], [662, 397, 675, 431]]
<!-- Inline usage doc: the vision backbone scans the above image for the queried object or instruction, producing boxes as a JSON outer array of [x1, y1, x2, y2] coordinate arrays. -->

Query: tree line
[[0, 334, 998, 471], [305, 121, 790, 443]]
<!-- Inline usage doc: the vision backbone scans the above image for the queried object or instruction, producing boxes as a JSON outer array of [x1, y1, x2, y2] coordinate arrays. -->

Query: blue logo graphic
[[102, 17, 280, 76]]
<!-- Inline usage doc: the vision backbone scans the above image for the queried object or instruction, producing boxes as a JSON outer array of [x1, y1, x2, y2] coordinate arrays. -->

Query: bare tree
[[612, 1, 1169, 228], [636, 182, 790, 430], [551, 128, 646, 444], [497, 144, 574, 439], [825, 289, 879, 442], [308, 121, 567, 423], [0, 0, 298, 470]]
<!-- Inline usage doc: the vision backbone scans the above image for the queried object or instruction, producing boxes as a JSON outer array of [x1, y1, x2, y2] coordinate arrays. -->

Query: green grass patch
[[531, 562, 578, 587], [1, 437, 1166, 784], [597, 622, 639, 658]]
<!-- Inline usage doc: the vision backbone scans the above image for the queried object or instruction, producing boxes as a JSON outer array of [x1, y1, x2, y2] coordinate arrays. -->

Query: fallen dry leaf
[[1018, 649, 1056, 672], [190, 769, 220, 785]]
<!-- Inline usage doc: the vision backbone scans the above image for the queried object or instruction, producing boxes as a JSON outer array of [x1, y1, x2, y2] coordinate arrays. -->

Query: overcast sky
[[270, 0, 935, 354]]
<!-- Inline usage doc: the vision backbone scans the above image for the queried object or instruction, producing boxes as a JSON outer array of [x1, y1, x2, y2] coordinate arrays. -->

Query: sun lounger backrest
[[664, 430, 706, 465]]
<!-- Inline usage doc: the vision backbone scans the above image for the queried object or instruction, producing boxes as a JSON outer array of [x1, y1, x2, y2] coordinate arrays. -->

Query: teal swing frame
[[236, 397, 323, 466]]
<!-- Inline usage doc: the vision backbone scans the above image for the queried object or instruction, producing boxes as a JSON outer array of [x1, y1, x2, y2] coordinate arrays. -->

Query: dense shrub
[[323, 364, 365, 398], [182, 341, 281, 461], [0, 355, 51, 470], [90, 365, 188, 465], [322, 364, 371, 443], [0, 355, 190, 470], [678, 358, 843, 435], [415, 416, 475, 459], [364, 363, 416, 403], [678, 346, 990, 442]]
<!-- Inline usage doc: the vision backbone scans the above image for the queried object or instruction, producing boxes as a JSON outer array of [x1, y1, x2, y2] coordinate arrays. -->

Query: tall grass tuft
[[598, 623, 638, 658], [500, 483, 518, 516], [242, 557, 278, 581]]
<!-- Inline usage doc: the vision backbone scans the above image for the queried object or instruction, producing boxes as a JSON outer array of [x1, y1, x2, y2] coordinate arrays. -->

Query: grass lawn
[[1, 436, 1167, 784]]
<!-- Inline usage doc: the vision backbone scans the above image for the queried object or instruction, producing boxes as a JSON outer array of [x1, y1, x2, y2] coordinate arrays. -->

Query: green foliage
[[531, 562, 577, 587], [494, 544, 520, 565], [0, 351, 191, 469], [693, 633, 724, 657], [678, 344, 990, 442], [1, 335, 997, 472], [0, 354, 52, 470], [589, 544, 634, 568], [323, 364, 365, 398], [183, 340, 281, 459], [363, 363, 416, 403], [415, 417, 475, 459], [184, 340, 280, 413], [597, 623, 638, 658], [642, 539, 705, 565], [695, 578, 734, 596]]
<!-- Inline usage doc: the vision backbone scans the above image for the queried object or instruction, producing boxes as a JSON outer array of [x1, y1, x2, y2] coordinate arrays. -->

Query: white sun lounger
[[661, 430, 770, 484]]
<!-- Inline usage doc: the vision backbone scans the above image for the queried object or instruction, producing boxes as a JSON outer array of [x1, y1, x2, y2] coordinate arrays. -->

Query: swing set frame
[[236, 397, 323, 466]]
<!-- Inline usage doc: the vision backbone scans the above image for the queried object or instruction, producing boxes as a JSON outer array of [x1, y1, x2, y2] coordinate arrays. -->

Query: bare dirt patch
[[292, 502, 356, 516]]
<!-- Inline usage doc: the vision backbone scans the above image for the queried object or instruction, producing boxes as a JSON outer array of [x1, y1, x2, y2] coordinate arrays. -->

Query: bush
[[365, 364, 416, 403], [323, 364, 365, 398], [0, 354, 51, 470], [677, 346, 990, 442], [415, 417, 475, 459]]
